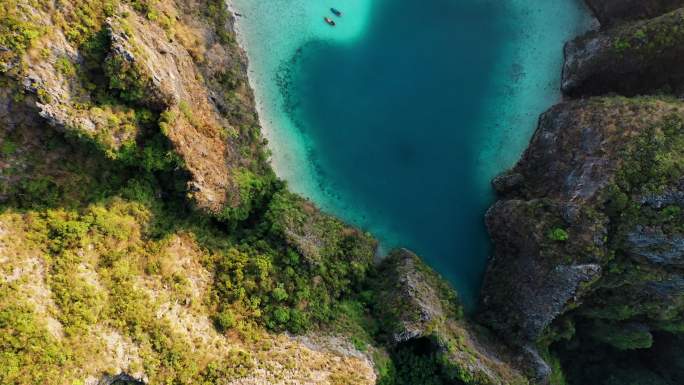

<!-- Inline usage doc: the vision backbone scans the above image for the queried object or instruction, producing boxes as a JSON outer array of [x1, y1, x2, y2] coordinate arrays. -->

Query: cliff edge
[[480, 2, 684, 384]]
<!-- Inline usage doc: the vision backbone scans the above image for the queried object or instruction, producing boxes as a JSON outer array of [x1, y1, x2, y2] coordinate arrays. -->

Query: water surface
[[233, 0, 593, 307]]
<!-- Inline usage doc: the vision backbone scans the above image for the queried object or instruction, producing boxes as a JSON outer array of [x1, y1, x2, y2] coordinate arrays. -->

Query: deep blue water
[[285, 1, 508, 306], [234, 0, 592, 308]]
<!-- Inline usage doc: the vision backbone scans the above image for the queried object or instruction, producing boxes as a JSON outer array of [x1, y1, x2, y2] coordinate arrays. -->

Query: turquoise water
[[232, 0, 594, 307]]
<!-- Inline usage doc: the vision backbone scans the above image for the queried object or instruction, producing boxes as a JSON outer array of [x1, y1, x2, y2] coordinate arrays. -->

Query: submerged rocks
[[562, 8, 684, 97]]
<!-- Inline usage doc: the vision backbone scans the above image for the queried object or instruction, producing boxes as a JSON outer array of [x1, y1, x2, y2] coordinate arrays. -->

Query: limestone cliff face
[[373, 249, 529, 385], [563, 7, 684, 96], [481, 97, 684, 335], [584, 0, 684, 26], [0, 1, 376, 384], [5, 0, 271, 219], [482, 2, 684, 384]]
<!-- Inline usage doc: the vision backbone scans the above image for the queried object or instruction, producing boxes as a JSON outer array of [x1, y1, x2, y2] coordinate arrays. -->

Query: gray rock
[[645, 277, 684, 299], [518, 264, 603, 341], [376, 248, 448, 344], [521, 345, 552, 385], [639, 188, 684, 209], [562, 8, 684, 97], [584, 0, 684, 26], [561, 203, 582, 224], [626, 226, 684, 267], [492, 172, 524, 194]]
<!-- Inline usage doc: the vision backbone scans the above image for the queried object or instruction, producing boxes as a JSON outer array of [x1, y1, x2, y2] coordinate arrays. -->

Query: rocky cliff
[[563, 7, 684, 96], [480, 2, 684, 384], [0, 1, 378, 384], [2, 0, 273, 220], [0, 1, 528, 385], [9, 0, 683, 384], [372, 249, 528, 385], [584, 0, 684, 26]]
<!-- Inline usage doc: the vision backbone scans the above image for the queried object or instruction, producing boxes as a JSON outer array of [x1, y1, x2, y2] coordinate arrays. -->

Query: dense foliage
[[0, 1, 518, 385]]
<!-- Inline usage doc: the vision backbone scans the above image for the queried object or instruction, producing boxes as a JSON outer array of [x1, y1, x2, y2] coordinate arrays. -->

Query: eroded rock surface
[[584, 0, 684, 26], [375, 249, 529, 385], [480, 96, 684, 383], [8, 1, 271, 219], [563, 8, 684, 96]]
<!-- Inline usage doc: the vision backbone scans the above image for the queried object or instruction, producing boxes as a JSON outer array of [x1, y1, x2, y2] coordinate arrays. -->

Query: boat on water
[[324, 17, 336, 26], [331, 8, 342, 17]]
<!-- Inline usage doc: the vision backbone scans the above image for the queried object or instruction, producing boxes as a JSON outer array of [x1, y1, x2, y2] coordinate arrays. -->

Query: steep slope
[[373, 250, 528, 385], [480, 2, 684, 384], [563, 7, 684, 96], [481, 97, 684, 382], [2, 0, 273, 220], [585, 0, 684, 26], [0, 1, 529, 385]]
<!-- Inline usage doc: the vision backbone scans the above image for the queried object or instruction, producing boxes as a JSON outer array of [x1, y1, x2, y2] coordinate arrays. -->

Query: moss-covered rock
[[374, 249, 529, 385], [264, 190, 377, 266], [480, 96, 684, 383], [563, 8, 684, 96]]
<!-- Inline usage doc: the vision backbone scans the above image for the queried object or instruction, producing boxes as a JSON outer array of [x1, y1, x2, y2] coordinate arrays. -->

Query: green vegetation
[[1, 139, 17, 155], [386, 338, 460, 385], [203, 0, 235, 45], [0, 296, 68, 384], [548, 227, 569, 242], [0, 1, 521, 384], [610, 8, 684, 59], [590, 321, 653, 350], [104, 53, 151, 106], [214, 189, 376, 332], [0, 0, 43, 72], [0, 110, 379, 383], [55, 56, 76, 77]]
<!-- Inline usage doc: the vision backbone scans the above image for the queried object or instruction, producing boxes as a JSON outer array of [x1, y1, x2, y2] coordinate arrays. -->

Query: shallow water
[[232, 0, 594, 308]]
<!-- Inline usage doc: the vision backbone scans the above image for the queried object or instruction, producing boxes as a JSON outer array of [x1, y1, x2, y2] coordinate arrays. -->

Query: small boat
[[331, 8, 342, 17], [324, 17, 336, 26]]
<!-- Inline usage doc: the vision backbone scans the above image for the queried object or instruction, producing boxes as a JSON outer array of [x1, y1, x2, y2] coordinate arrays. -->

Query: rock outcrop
[[562, 8, 684, 96], [483, 2, 684, 380], [584, 0, 684, 26], [479, 96, 684, 382], [264, 191, 378, 265], [6, 1, 272, 219], [374, 249, 530, 385], [626, 225, 684, 267], [104, 8, 241, 214]]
